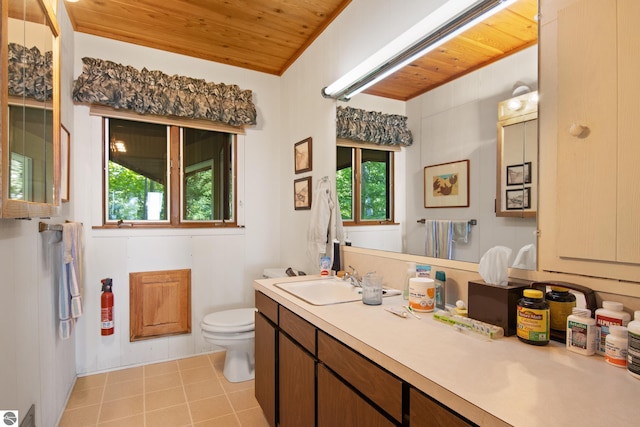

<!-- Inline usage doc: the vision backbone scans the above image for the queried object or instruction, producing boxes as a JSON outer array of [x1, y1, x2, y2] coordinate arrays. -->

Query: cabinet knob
[[569, 123, 588, 138]]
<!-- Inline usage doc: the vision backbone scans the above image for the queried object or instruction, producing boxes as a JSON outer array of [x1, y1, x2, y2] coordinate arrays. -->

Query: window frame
[[99, 108, 240, 229], [337, 139, 397, 226]]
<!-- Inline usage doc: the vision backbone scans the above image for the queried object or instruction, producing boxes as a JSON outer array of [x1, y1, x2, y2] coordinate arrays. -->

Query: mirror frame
[[496, 91, 538, 218], [1, 0, 60, 218]]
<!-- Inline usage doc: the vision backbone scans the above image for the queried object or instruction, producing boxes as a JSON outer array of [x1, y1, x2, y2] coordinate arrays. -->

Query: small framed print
[[506, 187, 531, 210], [294, 176, 312, 210], [424, 159, 470, 208], [294, 137, 312, 173], [506, 162, 532, 186]]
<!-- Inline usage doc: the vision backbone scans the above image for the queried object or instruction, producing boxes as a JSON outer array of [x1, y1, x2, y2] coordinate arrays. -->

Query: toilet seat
[[201, 308, 256, 333]]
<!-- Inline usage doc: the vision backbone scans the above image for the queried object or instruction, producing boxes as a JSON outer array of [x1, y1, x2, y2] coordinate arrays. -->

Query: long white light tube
[[322, 0, 517, 100]]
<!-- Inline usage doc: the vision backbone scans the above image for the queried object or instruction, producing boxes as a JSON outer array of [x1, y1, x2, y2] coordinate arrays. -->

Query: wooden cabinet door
[[255, 312, 276, 427], [556, 0, 617, 262], [410, 388, 472, 427], [279, 333, 315, 427], [317, 364, 395, 427]]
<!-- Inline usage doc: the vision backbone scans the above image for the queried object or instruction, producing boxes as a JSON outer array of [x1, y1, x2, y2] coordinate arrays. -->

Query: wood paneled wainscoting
[[130, 269, 191, 341]]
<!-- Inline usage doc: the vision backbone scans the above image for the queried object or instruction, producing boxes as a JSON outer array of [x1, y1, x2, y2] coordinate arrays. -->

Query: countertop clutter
[[254, 276, 637, 427]]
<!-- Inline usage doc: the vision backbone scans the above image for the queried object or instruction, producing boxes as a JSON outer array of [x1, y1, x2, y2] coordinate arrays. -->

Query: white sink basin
[[274, 278, 401, 306]]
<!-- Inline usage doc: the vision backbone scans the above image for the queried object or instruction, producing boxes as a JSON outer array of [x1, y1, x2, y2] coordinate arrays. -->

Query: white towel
[[306, 177, 344, 270], [59, 222, 84, 339], [424, 220, 453, 259]]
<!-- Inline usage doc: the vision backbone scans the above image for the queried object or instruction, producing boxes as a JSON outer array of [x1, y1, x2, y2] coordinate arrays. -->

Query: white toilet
[[201, 308, 257, 383]]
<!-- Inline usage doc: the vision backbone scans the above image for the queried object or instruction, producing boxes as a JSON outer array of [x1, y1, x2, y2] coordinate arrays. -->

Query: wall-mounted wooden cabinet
[[1, 0, 60, 218], [539, 0, 640, 283]]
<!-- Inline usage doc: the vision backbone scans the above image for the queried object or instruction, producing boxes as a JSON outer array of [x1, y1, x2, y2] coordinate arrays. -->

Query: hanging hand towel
[[59, 222, 84, 339], [424, 220, 453, 259]]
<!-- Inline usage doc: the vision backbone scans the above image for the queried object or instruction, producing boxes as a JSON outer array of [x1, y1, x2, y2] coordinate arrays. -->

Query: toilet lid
[[202, 308, 256, 329]]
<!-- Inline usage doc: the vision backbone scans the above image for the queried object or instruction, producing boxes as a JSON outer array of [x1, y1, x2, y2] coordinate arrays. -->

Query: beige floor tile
[[184, 378, 225, 401], [146, 403, 191, 427], [181, 365, 216, 385], [106, 366, 143, 385], [194, 413, 241, 427], [145, 386, 186, 412], [74, 373, 107, 391], [208, 351, 226, 371], [236, 407, 271, 427], [145, 360, 179, 378], [98, 395, 144, 423], [178, 354, 211, 370], [220, 377, 255, 394], [102, 378, 143, 402], [58, 404, 100, 427], [145, 371, 182, 393], [66, 386, 104, 410], [188, 395, 234, 423], [227, 389, 259, 412], [97, 414, 144, 427]]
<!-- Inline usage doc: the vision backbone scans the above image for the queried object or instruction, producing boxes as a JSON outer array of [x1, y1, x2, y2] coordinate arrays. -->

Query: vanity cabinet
[[539, 0, 640, 282], [255, 290, 475, 426]]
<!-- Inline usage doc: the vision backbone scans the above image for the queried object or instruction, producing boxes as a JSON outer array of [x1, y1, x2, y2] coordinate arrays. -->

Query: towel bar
[[38, 221, 82, 232], [417, 218, 477, 225]]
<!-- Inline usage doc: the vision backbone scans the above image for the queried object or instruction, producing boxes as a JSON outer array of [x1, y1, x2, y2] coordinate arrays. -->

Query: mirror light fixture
[[322, 0, 517, 101]]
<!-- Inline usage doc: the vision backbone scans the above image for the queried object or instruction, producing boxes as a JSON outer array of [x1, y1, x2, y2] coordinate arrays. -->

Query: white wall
[[404, 47, 538, 264], [70, 34, 283, 374]]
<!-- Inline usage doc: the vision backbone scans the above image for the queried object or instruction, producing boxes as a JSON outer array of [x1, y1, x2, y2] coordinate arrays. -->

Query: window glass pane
[[336, 146, 354, 221], [107, 118, 168, 221], [182, 128, 233, 221], [360, 149, 390, 221]]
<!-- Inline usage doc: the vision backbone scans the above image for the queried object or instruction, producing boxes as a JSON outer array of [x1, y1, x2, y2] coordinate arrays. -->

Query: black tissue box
[[468, 280, 531, 336]]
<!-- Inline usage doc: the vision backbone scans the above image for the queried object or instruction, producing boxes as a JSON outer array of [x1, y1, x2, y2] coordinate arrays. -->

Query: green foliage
[[185, 170, 213, 220], [361, 161, 388, 220], [108, 161, 166, 220], [336, 166, 353, 220]]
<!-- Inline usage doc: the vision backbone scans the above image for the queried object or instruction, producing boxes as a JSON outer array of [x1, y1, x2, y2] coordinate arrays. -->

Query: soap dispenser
[[403, 262, 416, 300]]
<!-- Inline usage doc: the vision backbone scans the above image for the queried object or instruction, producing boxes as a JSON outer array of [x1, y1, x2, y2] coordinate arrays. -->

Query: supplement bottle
[[409, 277, 435, 313], [628, 310, 640, 380], [546, 286, 576, 333], [516, 289, 549, 346], [595, 301, 631, 356], [605, 325, 628, 368], [566, 307, 596, 356]]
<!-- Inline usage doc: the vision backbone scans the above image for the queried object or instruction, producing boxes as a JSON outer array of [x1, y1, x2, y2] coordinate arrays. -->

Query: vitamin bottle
[[546, 286, 576, 334], [595, 301, 631, 356], [516, 289, 549, 346], [566, 307, 596, 355], [605, 325, 628, 368], [628, 311, 640, 380]]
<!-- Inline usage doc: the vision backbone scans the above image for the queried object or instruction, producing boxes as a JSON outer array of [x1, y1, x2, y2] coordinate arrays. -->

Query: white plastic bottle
[[628, 310, 640, 380], [595, 301, 631, 356], [403, 262, 416, 300], [566, 307, 596, 356], [605, 325, 628, 368]]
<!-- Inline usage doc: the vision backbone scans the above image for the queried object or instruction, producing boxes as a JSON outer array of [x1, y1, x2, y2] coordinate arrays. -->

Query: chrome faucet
[[343, 265, 362, 287]]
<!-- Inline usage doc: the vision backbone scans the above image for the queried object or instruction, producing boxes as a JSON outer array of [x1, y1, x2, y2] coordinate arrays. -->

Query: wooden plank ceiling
[[63, 0, 537, 101]]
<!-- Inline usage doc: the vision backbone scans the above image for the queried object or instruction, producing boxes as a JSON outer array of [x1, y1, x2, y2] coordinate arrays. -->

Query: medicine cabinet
[[495, 91, 538, 218], [1, 0, 60, 218]]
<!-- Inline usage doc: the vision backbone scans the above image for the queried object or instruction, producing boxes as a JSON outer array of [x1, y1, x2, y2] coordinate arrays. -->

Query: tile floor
[[59, 352, 269, 426]]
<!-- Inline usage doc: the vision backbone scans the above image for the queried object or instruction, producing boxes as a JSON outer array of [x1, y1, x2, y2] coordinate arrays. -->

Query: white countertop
[[255, 276, 638, 427]]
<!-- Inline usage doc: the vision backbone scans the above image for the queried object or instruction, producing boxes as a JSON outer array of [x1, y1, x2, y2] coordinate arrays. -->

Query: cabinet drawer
[[255, 291, 278, 324], [410, 387, 474, 427], [279, 306, 316, 354], [318, 331, 403, 422]]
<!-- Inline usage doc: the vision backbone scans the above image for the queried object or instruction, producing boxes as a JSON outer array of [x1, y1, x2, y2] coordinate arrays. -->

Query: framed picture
[[294, 137, 312, 173], [506, 162, 532, 186], [60, 124, 70, 202], [294, 176, 312, 210], [424, 159, 469, 208], [506, 187, 531, 210]]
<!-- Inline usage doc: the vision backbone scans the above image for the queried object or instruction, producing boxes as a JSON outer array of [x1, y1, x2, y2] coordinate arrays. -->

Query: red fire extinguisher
[[101, 278, 114, 336]]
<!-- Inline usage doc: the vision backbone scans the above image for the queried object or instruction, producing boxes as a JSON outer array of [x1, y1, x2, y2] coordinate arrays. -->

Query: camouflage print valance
[[8, 43, 53, 101], [336, 106, 412, 146], [72, 57, 257, 127]]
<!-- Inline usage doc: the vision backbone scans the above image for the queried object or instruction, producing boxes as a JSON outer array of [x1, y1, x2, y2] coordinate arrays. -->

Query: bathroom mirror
[[2, 0, 60, 218], [496, 91, 538, 217]]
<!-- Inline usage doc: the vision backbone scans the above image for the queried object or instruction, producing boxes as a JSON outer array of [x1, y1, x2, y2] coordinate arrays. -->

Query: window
[[336, 144, 394, 225], [104, 117, 236, 227]]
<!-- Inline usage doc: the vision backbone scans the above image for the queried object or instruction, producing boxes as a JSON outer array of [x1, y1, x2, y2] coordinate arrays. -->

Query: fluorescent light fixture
[[322, 0, 517, 101]]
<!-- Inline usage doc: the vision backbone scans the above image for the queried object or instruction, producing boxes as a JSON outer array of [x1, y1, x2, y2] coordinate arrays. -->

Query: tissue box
[[468, 280, 531, 336]]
